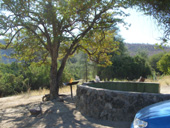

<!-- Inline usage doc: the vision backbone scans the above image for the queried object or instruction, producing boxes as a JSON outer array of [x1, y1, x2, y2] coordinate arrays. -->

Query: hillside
[[125, 43, 170, 57]]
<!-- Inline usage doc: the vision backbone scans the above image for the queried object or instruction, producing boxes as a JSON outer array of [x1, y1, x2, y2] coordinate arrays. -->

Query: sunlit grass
[[20, 88, 49, 97], [157, 75, 170, 86], [20, 85, 78, 97], [145, 75, 170, 86], [59, 85, 77, 94]]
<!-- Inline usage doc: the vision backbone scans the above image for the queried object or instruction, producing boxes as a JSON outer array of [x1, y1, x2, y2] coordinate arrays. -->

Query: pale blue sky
[[118, 8, 165, 45]]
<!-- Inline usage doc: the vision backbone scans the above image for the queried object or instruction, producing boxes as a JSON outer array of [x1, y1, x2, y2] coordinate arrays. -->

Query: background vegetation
[[1, 37, 170, 97], [1, 0, 170, 99]]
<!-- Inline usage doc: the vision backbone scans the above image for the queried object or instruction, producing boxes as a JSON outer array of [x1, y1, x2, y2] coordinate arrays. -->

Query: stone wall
[[76, 84, 170, 121]]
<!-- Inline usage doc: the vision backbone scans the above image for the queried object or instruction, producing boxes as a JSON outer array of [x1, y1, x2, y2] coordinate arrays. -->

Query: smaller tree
[[149, 52, 164, 74], [133, 55, 151, 78], [80, 30, 120, 66], [98, 55, 152, 80], [157, 53, 170, 74]]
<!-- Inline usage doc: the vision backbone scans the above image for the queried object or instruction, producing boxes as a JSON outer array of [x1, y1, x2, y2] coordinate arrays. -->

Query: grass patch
[[20, 88, 49, 97], [158, 75, 170, 86], [19, 85, 78, 97], [145, 75, 170, 86], [59, 85, 77, 94]]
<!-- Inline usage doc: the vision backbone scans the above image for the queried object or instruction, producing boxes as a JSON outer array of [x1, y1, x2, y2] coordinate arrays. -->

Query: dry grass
[[145, 75, 170, 86], [59, 85, 77, 94], [19, 88, 49, 97], [158, 75, 170, 86], [20, 85, 77, 97]]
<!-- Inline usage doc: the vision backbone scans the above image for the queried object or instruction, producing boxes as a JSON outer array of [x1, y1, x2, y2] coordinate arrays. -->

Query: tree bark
[[49, 54, 58, 99]]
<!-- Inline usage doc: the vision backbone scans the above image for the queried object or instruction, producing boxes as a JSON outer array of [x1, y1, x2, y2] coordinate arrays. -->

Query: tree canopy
[[0, 0, 128, 99], [157, 53, 170, 74]]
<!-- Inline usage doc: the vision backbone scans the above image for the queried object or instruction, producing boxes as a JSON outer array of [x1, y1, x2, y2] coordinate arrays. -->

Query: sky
[[118, 8, 165, 45], [0, 8, 167, 45]]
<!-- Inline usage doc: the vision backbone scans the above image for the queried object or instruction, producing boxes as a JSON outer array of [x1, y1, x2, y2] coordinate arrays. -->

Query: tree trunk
[[50, 57, 58, 99]]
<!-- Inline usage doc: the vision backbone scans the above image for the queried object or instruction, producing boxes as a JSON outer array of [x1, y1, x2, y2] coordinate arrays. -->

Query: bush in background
[[0, 62, 71, 97], [98, 55, 152, 81]]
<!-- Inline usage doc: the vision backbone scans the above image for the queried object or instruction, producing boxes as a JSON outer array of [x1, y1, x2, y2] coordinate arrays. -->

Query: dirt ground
[[0, 93, 131, 128], [0, 85, 169, 128]]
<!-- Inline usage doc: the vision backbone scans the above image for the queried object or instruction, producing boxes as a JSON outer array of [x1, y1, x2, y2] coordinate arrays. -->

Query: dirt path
[[0, 94, 131, 128]]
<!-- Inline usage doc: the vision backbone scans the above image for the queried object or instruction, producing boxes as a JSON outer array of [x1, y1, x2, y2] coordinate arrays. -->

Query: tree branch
[[25, 25, 49, 51], [3, 27, 24, 49]]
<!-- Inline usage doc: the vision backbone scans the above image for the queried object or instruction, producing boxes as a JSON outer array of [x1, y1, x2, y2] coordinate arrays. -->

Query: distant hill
[[0, 39, 15, 63], [125, 43, 170, 57], [1, 40, 170, 63]]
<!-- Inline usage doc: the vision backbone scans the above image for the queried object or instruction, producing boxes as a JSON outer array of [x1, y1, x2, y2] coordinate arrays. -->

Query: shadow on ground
[[0, 95, 131, 128]]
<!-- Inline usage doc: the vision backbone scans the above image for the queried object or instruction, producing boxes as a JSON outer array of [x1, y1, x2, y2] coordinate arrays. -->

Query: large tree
[[0, 0, 128, 99], [129, 0, 170, 43]]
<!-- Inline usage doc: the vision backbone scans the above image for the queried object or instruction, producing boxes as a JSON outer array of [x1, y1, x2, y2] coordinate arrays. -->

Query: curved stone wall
[[76, 84, 170, 121]]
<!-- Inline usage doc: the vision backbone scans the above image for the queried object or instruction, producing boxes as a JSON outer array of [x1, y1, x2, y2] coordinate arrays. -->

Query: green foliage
[[98, 39, 152, 80], [66, 52, 97, 82], [0, 62, 71, 97], [157, 53, 170, 74], [136, 49, 148, 60], [80, 30, 120, 66], [0, 72, 27, 96], [24, 64, 51, 89], [98, 55, 152, 80], [149, 52, 164, 74]]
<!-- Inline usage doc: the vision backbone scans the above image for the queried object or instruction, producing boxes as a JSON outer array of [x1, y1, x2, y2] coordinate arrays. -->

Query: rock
[[104, 103, 112, 110]]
